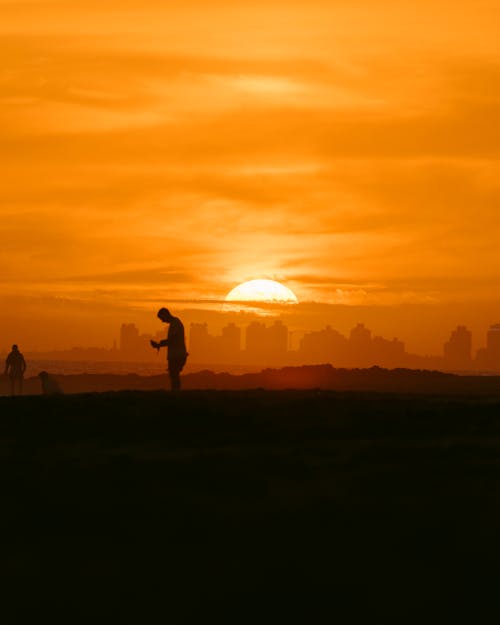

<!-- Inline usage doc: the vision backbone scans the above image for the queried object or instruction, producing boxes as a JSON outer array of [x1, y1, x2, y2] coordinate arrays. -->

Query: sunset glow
[[2, 1, 500, 353]]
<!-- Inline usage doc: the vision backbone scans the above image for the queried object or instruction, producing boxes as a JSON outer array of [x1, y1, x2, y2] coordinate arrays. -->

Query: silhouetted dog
[[38, 371, 63, 395]]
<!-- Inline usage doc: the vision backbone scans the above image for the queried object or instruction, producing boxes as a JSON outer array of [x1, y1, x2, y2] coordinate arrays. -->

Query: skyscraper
[[487, 324, 500, 364], [443, 325, 472, 370], [120, 323, 141, 355]]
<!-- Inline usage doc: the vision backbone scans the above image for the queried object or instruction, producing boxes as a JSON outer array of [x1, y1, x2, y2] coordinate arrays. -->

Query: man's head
[[157, 308, 174, 323], [12, 344, 18, 352]]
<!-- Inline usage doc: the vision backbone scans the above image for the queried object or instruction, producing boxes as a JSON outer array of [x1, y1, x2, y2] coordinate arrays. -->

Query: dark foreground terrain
[[1, 390, 500, 621], [6, 364, 500, 396]]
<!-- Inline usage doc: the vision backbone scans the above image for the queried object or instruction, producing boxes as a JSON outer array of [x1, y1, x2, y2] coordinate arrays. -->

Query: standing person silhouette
[[4, 344, 26, 396], [151, 308, 188, 391]]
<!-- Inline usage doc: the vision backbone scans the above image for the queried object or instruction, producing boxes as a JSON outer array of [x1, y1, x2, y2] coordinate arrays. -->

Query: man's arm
[[21, 356, 26, 374], [150, 339, 168, 350]]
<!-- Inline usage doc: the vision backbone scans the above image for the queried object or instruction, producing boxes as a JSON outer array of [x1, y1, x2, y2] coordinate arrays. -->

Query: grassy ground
[[1, 390, 500, 621]]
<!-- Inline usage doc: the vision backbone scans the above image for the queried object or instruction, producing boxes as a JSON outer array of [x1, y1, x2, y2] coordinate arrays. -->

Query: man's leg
[[171, 369, 181, 391], [10, 376, 15, 396], [168, 361, 181, 391]]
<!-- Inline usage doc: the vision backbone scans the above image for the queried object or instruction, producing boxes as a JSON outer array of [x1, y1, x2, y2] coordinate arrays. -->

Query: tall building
[[349, 323, 372, 364], [443, 325, 472, 370], [298, 325, 348, 364], [119, 323, 159, 360], [298, 323, 406, 367], [188, 322, 242, 364], [267, 321, 288, 358], [475, 324, 500, 371], [189, 323, 212, 359], [245, 321, 289, 364], [487, 324, 500, 360], [120, 323, 141, 354], [349, 323, 371, 343], [372, 336, 405, 367], [220, 323, 241, 356], [245, 322, 267, 361]]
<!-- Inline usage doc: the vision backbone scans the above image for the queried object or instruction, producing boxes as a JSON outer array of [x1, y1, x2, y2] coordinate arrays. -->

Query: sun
[[225, 279, 298, 305]]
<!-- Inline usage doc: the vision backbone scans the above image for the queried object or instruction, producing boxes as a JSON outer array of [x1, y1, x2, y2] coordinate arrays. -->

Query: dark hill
[[5, 364, 500, 396]]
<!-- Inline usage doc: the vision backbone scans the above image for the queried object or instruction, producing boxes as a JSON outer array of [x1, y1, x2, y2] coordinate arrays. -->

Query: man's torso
[[167, 318, 187, 360], [7, 352, 25, 377]]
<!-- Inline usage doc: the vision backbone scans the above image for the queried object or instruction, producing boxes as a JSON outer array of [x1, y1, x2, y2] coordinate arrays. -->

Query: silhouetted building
[[487, 324, 500, 359], [443, 325, 472, 370], [119, 323, 162, 360], [120, 323, 141, 355], [267, 321, 288, 359], [477, 323, 500, 370], [349, 323, 373, 365], [189, 323, 212, 358], [219, 323, 241, 360], [349, 323, 371, 348], [245, 321, 289, 364], [298, 323, 405, 368], [245, 322, 268, 362], [372, 336, 406, 367], [299, 326, 348, 364], [189, 322, 241, 364]]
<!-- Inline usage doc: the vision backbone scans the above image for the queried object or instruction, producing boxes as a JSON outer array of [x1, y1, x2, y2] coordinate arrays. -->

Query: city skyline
[[6, 318, 500, 373], [115, 319, 500, 371]]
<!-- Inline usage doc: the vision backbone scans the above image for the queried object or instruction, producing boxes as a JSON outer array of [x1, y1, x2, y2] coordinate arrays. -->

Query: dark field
[[2, 390, 500, 621]]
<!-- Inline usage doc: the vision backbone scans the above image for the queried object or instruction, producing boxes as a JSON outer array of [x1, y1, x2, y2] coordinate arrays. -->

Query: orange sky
[[2, 1, 500, 353]]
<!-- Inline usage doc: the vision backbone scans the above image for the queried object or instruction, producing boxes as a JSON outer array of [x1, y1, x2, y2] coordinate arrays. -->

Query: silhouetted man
[[151, 308, 188, 391], [4, 344, 26, 396]]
